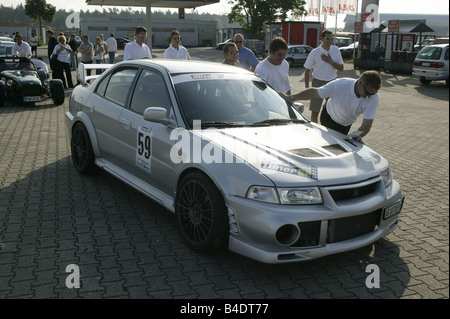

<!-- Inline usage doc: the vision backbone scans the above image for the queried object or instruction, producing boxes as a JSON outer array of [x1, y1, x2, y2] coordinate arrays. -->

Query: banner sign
[[308, 0, 357, 17]]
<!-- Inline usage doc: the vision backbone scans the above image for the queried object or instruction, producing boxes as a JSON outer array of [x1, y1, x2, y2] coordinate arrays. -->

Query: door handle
[[121, 119, 131, 129]]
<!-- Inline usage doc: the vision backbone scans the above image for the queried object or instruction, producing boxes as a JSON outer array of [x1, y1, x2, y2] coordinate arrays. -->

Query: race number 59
[[136, 125, 152, 173]]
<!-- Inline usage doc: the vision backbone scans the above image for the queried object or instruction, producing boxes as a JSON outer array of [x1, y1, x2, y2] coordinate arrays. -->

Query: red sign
[[354, 22, 363, 33], [388, 20, 400, 33]]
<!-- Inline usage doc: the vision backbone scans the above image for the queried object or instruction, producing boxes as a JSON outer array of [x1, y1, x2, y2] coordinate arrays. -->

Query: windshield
[[174, 75, 305, 129], [417, 46, 443, 60], [0, 60, 36, 72]]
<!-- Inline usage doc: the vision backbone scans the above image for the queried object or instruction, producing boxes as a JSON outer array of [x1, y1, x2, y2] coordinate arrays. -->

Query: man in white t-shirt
[[12, 34, 32, 59], [288, 71, 382, 143], [255, 37, 291, 94], [123, 26, 152, 61], [105, 33, 118, 63], [303, 29, 344, 123], [164, 30, 190, 60]]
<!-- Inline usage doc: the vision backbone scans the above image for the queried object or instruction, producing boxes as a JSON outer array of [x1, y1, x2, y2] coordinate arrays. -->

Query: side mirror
[[293, 102, 304, 113], [143, 107, 176, 127]]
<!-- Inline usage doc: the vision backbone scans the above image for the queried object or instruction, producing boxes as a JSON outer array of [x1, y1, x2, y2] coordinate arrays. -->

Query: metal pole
[[146, 0, 152, 52]]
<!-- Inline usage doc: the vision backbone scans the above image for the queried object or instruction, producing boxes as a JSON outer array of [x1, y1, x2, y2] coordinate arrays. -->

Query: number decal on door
[[136, 125, 152, 173]]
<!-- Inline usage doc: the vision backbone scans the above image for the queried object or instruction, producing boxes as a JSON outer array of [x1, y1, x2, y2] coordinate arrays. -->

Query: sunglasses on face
[[234, 40, 243, 43], [324, 37, 333, 40], [362, 84, 376, 96], [137, 34, 147, 39]]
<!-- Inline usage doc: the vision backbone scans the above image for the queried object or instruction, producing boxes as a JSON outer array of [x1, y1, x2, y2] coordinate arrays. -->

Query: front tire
[[175, 172, 229, 252], [0, 81, 5, 107], [71, 123, 96, 174]]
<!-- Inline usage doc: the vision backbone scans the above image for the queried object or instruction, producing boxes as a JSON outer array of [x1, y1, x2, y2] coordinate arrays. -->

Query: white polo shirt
[[304, 45, 343, 81], [123, 41, 152, 61], [12, 41, 32, 58], [255, 58, 292, 94], [318, 78, 379, 126], [164, 44, 189, 59]]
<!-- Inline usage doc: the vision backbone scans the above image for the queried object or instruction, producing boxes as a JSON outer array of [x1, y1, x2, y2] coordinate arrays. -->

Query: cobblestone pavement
[[0, 47, 448, 300]]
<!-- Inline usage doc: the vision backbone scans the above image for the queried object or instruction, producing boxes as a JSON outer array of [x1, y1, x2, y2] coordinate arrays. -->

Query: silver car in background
[[66, 60, 404, 263]]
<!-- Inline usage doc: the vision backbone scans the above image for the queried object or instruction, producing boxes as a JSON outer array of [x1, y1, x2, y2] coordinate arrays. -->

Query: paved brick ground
[[0, 47, 448, 300]]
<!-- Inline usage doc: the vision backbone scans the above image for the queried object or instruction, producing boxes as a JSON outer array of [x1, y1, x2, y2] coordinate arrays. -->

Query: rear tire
[[419, 77, 432, 85], [175, 172, 229, 252], [50, 79, 65, 105]]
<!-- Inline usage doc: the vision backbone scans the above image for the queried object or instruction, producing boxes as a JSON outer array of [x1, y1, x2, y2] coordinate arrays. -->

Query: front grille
[[21, 85, 42, 96], [291, 221, 321, 247], [329, 181, 378, 202], [327, 210, 381, 243]]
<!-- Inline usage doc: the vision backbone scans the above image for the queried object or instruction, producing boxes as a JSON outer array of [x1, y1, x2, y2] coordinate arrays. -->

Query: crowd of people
[[4, 26, 382, 141]]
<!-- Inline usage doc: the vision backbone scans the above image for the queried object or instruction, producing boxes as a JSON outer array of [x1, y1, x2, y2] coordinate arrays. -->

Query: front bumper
[[226, 177, 404, 264]]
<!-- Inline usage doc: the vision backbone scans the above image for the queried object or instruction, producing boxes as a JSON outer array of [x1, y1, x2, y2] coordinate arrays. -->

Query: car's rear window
[[417, 47, 443, 60]]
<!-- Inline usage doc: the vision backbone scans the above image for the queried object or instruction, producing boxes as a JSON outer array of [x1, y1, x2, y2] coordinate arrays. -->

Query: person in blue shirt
[[233, 34, 259, 72]]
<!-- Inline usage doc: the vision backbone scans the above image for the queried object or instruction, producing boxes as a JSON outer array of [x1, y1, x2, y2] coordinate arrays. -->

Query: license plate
[[383, 198, 403, 220], [421, 62, 430, 67], [23, 96, 42, 102]]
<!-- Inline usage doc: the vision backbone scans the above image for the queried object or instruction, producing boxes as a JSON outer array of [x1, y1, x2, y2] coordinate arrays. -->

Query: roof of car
[[120, 59, 254, 76]]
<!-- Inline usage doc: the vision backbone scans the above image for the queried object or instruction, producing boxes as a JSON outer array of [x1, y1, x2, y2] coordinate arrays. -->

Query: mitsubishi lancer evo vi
[[66, 60, 404, 264]]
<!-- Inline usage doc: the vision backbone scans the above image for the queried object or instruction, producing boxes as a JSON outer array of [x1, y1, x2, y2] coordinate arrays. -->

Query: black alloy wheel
[[176, 172, 229, 252]]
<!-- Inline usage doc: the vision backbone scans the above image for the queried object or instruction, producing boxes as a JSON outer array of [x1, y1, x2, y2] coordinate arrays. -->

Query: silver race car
[[66, 60, 404, 264]]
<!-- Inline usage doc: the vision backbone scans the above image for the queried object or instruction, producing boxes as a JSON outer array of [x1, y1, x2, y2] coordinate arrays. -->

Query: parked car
[[0, 36, 14, 42], [115, 37, 130, 49], [66, 59, 404, 264], [0, 57, 65, 106], [75, 36, 82, 48], [0, 41, 14, 58], [285, 45, 313, 67], [333, 37, 353, 48], [340, 41, 359, 59], [215, 39, 233, 50], [412, 44, 449, 87]]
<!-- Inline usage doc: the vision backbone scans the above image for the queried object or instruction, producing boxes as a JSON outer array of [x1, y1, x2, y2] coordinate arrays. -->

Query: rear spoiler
[[76, 62, 114, 86]]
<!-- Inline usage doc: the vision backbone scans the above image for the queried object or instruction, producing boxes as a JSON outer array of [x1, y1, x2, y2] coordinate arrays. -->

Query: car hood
[[1, 69, 40, 82], [196, 123, 388, 186]]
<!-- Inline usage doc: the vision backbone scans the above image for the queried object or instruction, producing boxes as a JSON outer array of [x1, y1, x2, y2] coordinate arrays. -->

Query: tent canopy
[[86, 0, 219, 9]]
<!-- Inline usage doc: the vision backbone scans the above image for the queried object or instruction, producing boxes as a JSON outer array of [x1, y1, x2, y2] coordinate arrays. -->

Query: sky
[[1, 0, 449, 22]]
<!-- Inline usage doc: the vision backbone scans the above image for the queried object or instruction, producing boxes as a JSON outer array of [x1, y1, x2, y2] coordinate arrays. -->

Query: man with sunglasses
[[303, 29, 344, 123], [233, 34, 259, 72], [123, 26, 152, 61], [288, 71, 381, 143], [222, 42, 241, 67]]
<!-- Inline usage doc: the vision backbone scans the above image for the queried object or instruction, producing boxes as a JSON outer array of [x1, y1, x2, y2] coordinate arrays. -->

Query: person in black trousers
[[46, 30, 58, 79], [51, 35, 74, 89]]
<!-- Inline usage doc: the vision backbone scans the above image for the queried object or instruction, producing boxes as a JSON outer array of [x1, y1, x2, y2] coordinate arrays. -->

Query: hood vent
[[322, 144, 348, 156], [289, 144, 348, 158], [288, 148, 324, 158]]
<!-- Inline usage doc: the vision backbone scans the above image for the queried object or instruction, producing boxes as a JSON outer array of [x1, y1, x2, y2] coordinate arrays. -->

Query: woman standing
[[94, 36, 105, 75], [51, 35, 74, 89]]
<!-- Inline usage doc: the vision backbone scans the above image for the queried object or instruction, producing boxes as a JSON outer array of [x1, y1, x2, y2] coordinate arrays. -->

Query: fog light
[[275, 224, 300, 246]]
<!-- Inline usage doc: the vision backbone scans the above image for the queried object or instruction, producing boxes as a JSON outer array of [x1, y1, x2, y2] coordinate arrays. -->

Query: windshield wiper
[[200, 121, 243, 128], [250, 118, 307, 126]]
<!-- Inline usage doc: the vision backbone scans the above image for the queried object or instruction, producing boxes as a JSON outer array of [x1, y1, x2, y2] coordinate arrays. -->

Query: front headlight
[[6, 79, 14, 87], [279, 187, 322, 204], [380, 167, 392, 188], [246, 186, 323, 205], [246, 186, 279, 203]]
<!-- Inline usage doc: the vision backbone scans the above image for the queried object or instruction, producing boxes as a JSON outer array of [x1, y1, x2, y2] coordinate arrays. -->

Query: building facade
[[80, 17, 217, 47]]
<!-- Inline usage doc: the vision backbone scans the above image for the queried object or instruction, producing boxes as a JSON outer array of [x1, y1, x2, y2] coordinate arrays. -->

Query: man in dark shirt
[[46, 29, 58, 78]]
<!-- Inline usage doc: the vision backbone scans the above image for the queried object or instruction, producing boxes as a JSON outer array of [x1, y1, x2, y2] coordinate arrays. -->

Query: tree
[[24, 0, 56, 39], [227, 0, 307, 39]]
